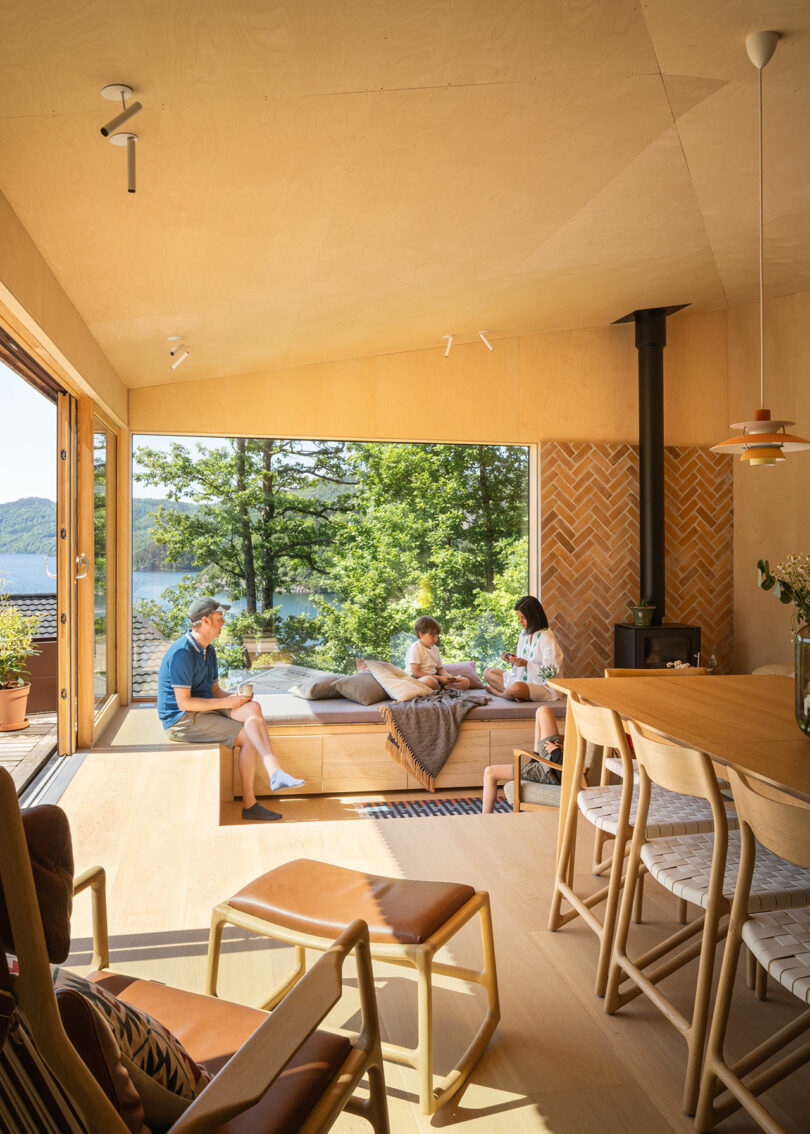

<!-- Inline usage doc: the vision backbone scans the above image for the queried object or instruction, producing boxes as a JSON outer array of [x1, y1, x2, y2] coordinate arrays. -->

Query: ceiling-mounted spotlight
[[478, 330, 494, 351], [100, 84, 142, 136], [442, 335, 453, 358], [170, 346, 190, 370], [110, 132, 137, 193]]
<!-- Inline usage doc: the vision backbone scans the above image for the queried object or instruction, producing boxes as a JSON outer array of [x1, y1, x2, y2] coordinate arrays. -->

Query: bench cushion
[[228, 858, 475, 945], [255, 690, 563, 727]]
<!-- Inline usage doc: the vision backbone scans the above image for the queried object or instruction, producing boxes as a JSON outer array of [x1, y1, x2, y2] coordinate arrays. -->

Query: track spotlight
[[110, 132, 137, 193], [442, 334, 453, 357], [478, 330, 494, 351], [100, 84, 142, 136]]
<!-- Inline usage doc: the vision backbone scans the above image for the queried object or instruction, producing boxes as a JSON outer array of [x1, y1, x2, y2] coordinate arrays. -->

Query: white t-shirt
[[405, 640, 442, 676]]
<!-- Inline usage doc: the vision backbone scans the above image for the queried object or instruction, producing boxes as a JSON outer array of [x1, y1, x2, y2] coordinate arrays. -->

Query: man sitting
[[157, 597, 304, 821]]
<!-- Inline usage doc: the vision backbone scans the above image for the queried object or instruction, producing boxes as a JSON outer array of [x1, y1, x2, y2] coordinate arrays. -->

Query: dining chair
[[605, 725, 810, 1116], [695, 770, 810, 1134], [548, 694, 723, 997]]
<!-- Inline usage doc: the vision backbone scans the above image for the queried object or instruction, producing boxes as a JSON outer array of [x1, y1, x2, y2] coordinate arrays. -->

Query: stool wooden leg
[[206, 904, 229, 996], [259, 944, 307, 1011], [415, 948, 435, 1114]]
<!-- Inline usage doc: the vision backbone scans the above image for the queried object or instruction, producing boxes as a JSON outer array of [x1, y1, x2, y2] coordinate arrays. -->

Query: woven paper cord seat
[[206, 858, 500, 1116], [696, 771, 810, 1134]]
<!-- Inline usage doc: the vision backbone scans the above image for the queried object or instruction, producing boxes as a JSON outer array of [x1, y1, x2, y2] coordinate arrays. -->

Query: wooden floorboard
[[58, 741, 810, 1133], [0, 709, 57, 789]]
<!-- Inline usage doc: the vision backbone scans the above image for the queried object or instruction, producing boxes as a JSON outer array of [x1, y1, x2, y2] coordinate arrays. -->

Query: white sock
[[270, 769, 306, 791]]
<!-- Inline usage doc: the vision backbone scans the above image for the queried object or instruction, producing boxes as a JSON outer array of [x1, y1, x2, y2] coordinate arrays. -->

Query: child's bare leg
[[534, 706, 560, 750], [483, 763, 512, 813], [450, 675, 471, 689], [483, 666, 505, 694], [418, 674, 440, 689]]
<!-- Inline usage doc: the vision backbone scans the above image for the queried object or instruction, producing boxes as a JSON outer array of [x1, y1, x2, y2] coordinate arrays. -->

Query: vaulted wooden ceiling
[[0, 0, 808, 388]]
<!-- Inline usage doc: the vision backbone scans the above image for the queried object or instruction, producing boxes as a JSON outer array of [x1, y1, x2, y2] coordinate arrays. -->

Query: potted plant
[[757, 557, 810, 736], [0, 581, 42, 732], [627, 598, 655, 628]]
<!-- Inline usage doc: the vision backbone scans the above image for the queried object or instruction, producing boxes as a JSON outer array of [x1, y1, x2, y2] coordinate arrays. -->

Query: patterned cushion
[[52, 968, 211, 1123]]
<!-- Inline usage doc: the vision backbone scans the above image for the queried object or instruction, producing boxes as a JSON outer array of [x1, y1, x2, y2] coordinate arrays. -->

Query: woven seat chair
[[605, 726, 810, 1117], [695, 770, 810, 1134], [548, 694, 727, 997]]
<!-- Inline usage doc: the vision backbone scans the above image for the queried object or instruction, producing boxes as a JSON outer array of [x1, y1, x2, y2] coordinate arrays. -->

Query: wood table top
[[548, 674, 810, 801]]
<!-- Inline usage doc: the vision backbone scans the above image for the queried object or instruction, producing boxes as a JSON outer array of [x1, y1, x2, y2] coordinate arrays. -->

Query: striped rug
[[357, 796, 511, 818]]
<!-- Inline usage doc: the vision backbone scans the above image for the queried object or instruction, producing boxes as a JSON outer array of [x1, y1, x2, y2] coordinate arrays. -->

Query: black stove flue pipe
[[615, 304, 687, 626], [635, 308, 667, 624]]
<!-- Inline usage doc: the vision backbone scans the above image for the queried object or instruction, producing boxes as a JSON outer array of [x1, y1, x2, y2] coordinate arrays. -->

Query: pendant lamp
[[711, 31, 810, 466]]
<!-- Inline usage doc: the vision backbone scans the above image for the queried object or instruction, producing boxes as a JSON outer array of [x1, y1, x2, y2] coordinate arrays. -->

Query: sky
[[0, 362, 56, 503], [0, 359, 218, 503]]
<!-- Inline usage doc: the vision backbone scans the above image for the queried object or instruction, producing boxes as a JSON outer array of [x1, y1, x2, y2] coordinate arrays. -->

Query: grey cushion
[[288, 671, 345, 700], [333, 672, 389, 705], [504, 778, 562, 808]]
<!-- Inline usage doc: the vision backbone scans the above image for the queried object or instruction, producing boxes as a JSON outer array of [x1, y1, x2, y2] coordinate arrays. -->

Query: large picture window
[[130, 436, 529, 695]]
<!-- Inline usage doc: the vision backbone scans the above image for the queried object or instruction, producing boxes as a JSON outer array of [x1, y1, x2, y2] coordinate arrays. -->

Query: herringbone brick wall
[[539, 443, 733, 677]]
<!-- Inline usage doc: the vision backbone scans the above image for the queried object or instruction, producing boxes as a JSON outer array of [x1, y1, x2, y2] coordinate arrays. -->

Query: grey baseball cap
[[187, 597, 231, 622]]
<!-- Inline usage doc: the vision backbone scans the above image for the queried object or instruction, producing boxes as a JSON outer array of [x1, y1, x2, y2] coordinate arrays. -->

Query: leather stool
[[206, 858, 500, 1115]]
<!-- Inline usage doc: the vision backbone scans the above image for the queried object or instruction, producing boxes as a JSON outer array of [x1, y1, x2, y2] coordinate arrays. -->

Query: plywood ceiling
[[0, 0, 808, 388]]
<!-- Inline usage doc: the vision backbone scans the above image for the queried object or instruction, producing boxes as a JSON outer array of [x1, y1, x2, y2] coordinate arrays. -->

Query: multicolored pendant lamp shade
[[711, 31, 810, 467]]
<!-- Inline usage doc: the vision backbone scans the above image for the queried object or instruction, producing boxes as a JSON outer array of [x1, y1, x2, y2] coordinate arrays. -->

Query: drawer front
[[238, 735, 323, 796], [322, 733, 407, 792], [429, 729, 491, 789], [488, 724, 536, 764]]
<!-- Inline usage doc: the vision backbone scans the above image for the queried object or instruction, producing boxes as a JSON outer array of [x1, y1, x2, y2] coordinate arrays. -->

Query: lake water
[[0, 553, 328, 618]]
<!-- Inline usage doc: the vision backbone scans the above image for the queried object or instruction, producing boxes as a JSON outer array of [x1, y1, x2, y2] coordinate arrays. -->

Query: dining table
[[546, 674, 810, 851]]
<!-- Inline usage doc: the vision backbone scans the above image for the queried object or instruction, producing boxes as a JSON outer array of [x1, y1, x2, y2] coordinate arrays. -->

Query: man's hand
[[225, 693, 253, 709]]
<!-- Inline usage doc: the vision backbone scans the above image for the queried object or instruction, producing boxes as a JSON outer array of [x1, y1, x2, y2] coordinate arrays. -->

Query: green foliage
[[0, 497, 57, 555], [0, 580, 42, 688], [757, 556, 810, 630], [133, 438, 355, 611], [135, 574, 207, 640]]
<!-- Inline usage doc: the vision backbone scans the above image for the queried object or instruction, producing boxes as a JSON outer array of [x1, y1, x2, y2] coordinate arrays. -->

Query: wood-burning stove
[[614, 623, 701, 670]]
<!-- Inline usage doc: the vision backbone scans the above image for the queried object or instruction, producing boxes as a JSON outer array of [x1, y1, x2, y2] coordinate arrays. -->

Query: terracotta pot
[[0, 683, 31, 732]]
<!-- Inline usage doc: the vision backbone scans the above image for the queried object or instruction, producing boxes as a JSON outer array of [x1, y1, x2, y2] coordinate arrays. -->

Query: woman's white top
[[504, 628, 564, 688], [405, 639, 442, 675]]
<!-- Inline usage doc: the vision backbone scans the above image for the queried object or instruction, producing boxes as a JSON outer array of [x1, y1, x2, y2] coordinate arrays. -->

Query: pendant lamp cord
[[758, 62, 765, 411]]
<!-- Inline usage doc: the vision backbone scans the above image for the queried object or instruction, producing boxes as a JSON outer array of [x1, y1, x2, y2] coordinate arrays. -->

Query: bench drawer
[[322, 733, 407, 792]]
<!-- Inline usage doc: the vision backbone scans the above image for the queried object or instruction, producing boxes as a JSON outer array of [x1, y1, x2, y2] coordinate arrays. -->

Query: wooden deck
[[0, 709, 57, 791], [56, 733, 810, 1134]]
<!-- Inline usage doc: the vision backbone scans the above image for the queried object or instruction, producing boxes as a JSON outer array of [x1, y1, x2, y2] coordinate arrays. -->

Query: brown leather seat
[[207, 858, 499, 1116], [91, 972, 352, 1134], [227, 858, 475, 945]]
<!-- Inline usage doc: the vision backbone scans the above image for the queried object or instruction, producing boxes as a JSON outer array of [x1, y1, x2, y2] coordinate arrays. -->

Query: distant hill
[[0, 496, 198, 569], [0, 497, 57, 553]]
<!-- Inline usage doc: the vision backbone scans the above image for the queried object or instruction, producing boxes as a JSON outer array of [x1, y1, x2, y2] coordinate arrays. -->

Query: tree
[[315, 442, 529, 670], [133, 439, 355, 615]]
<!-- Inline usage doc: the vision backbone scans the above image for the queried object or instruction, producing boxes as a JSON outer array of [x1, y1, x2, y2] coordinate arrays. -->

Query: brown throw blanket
[[379, 691, 489, 791]]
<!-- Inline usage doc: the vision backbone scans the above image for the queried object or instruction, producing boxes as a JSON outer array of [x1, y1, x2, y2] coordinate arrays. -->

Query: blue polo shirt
[[157, 632, 219, 728]]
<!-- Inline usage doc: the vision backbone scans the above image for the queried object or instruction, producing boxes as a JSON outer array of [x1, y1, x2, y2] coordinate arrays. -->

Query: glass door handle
[[75, 553, 89, 580]]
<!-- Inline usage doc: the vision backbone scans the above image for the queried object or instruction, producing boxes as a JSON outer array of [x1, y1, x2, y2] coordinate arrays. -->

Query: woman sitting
[[483, 595, 563, 702]]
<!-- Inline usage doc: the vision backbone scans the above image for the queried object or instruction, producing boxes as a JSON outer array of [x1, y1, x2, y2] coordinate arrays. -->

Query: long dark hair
[[514, 595, 549, 636]]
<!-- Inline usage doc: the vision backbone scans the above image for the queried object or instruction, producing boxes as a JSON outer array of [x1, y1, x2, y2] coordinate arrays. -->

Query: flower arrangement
[[537, 664, 558, 683], [757, 555, 810, 632]]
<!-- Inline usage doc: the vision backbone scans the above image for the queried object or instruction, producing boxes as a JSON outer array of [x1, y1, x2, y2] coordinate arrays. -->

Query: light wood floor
[[59, 743, 810, 1133]]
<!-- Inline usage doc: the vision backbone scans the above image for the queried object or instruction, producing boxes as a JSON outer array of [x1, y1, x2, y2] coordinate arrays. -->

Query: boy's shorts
[[523, 734, 565, 785], [166, 708, 243, 746]]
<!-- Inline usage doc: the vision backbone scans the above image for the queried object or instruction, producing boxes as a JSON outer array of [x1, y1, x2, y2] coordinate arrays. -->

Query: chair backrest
[[627, 722, 727, 813], [568, 695, 633, 778], [726, 768, 810, 869], [604, 667, 708, 677]]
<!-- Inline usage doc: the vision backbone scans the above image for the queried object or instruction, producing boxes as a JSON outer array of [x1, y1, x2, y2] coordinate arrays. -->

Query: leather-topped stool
[[205, 858, 500, 1115]]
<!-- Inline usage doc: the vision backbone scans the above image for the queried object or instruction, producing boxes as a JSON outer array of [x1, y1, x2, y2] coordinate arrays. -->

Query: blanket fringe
[[381, 713, 436, 792]]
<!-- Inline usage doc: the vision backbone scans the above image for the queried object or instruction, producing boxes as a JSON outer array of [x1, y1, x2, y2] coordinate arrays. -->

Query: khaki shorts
[[167, 708, 243, 746]]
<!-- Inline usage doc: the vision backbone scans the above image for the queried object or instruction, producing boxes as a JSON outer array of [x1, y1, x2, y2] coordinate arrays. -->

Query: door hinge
[[60, 688, 67, 700], [60, 528, 67, 539], [60, 449, 67, 460], [60, 613, 67, 625]]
